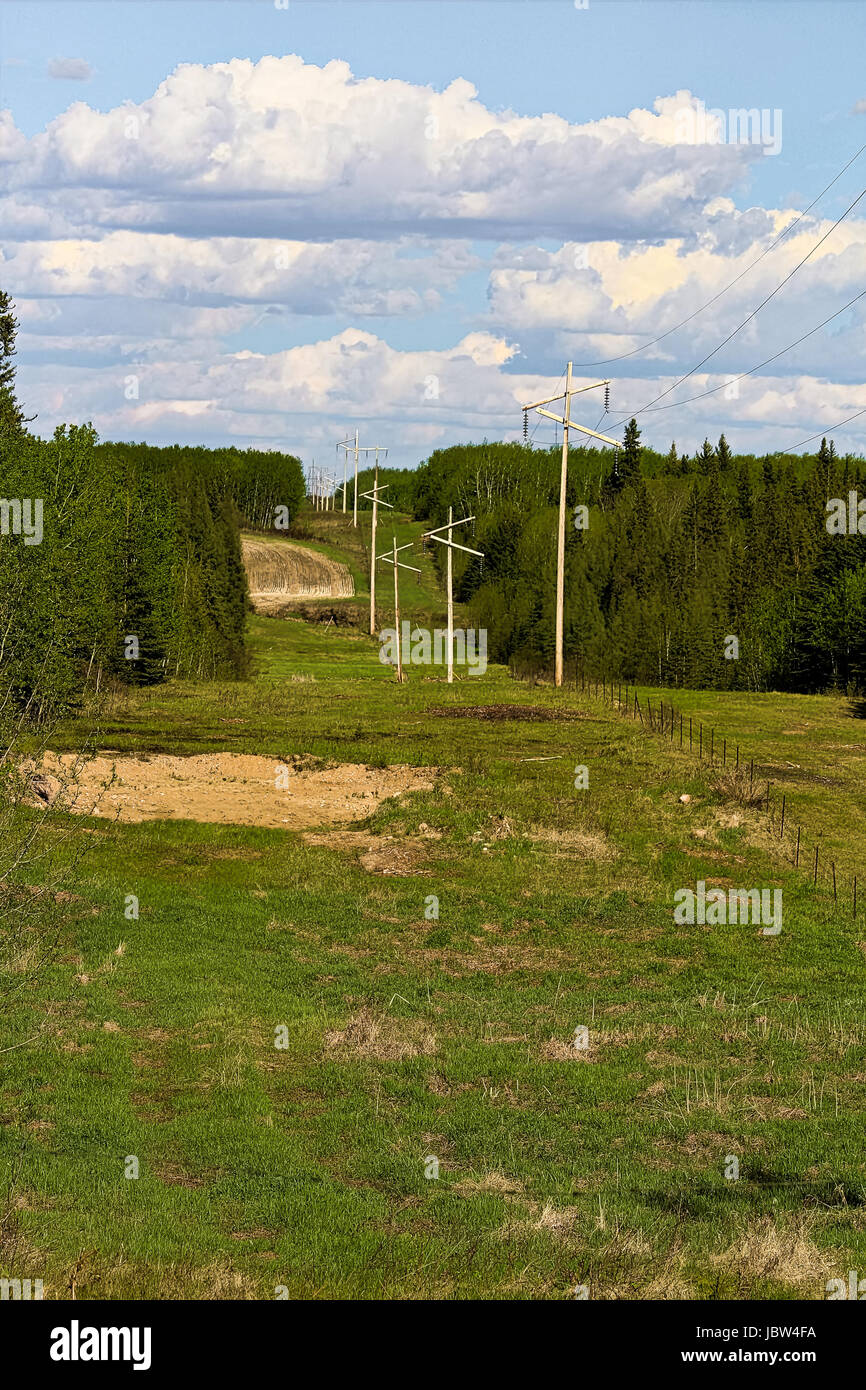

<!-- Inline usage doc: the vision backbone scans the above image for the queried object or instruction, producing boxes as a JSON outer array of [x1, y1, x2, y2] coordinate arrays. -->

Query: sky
[[1, 0, 866, 472]]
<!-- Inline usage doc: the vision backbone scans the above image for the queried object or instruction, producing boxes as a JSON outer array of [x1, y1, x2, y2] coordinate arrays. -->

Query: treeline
[[0, 294, 305, 713], [1, 430, 307, 713], [105, 441, 305, 533], [408, 431, 866, 694], [353, 464, 417, 513]]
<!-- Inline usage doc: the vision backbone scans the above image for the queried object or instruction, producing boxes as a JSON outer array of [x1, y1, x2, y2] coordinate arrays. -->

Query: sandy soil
[[242, 537, 354, 609], [27, 752, 436, 830]]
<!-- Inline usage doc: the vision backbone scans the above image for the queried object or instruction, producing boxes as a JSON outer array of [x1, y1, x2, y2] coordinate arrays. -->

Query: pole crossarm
[[376, 539, 421, 575], [428, 535, 484, 558], [377, 559, 422, 575], [521, 379, 610, 412], [421, 514, 476, 538], [533, 408, 619, 447], [361, 485, 393, 508], [337, 442, 388, 458]]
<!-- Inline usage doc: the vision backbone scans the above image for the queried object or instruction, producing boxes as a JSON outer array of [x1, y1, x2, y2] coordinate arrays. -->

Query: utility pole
[[376, 538, 421, 683], [521, 364, 618, 687], [421, 510, 484, 683], [336, 435, 353, 513], [337, 434, 388, 528], [360, 470, 393, 636]]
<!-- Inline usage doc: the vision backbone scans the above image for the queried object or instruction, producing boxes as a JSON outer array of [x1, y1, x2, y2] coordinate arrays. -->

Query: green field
[[4, 521, 866, 1301]]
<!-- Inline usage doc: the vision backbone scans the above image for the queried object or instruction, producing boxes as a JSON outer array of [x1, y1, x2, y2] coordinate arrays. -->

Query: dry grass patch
[[325, 1007, 436, 1060], [712, 1215, 836, 1289], [527, 826, 619, 860], [711, 768, 770, 809], [453, 1172, 524, 1197]]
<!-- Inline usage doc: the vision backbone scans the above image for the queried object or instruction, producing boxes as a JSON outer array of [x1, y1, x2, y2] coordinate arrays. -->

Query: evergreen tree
[[0, 290, 27, 436], [717, 433, 732, 469]]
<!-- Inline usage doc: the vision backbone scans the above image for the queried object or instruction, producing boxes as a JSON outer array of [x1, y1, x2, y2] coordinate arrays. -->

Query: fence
[[575, 671, 860, 922]]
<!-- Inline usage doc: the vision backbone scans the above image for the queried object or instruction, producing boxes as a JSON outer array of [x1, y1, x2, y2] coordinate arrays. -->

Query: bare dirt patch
[[242, 537, 354, 608], [303, 828, 438, 875], [27, 753, 437, 830]]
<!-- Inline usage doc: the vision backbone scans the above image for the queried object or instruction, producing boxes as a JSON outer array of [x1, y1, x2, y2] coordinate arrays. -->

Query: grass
[[4, 592, 866, 1299]]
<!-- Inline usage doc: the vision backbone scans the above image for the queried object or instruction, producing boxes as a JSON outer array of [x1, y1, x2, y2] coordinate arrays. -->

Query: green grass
[[284, 507, 448, 619], [4, 605, 866, 1299]]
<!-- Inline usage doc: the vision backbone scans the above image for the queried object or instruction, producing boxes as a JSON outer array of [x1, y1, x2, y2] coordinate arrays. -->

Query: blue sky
[[2, 0, 865, 467]]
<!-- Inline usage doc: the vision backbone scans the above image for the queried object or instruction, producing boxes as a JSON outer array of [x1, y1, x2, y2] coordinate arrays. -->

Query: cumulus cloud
[[487, 202, 866, 380], [1, 232, 478, 318], [0, 63, 761, 241], [3, 54, 865, 459], [15, 323, 866, 462], [47, 58, 93, 81]]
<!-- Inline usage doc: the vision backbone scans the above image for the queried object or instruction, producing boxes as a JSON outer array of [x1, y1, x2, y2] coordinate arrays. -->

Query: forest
[[0, 291, 305, 717], [408, 429, 866, 693]]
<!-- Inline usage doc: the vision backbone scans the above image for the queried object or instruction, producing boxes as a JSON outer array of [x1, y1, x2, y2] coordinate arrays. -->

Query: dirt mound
[[303, 829, 434, 875], [242, 537, 354, 609], [27, 752, 436, 830]]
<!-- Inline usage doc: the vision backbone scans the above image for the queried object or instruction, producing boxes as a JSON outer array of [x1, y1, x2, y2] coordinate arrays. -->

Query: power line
[[570, 139, 866, 368], [635, 286, 866, 414], [779, 407, 866, 453], [609, 180, 866, 426]]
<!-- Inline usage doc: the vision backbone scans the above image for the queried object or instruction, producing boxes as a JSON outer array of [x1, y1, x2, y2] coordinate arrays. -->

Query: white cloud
[[47, 58, 93, 81], [1, 232, 478, 318], [16, 325, 866, 461], [3, 55, 864, 460], [487, 204, 866, 380], [0, 64, 760, 241]]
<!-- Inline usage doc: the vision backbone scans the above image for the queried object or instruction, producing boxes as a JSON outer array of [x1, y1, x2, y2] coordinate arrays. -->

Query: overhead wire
[[607, 180, 866, 426], [569, 139, 866, 368], [634, 286, 866, 414]]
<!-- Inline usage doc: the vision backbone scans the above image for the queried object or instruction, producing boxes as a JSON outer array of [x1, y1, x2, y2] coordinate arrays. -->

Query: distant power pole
[[336, 435, 353, 513], [361, 469, 394, 636], [376, 537, 421, 682], [421, 509, 484, 683], [337, 434, 388, 527], [522, 363, 618, 687]]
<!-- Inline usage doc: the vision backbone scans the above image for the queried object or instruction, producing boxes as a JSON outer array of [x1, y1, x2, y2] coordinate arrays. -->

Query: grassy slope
[[282, 508, 447, 620], [5, 586, 866, 1299]]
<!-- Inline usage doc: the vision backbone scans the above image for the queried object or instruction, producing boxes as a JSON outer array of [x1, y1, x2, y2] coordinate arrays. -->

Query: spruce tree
[[0, 290, 27, 436]]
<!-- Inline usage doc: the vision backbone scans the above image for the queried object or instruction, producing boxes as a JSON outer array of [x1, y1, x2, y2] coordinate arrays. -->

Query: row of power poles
[[321, 368, 612, 687], [336, 431, 388, 527], [355, 447, 485, 684]]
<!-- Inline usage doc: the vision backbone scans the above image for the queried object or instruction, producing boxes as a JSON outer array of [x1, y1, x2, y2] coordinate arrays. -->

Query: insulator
[[604, 384, 610, 412], [523, 409, 528, 441]]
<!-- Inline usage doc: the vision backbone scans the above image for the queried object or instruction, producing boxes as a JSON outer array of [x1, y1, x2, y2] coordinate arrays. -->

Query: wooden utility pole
[[337, 434, 388, 528], [521, 365, 618, 686], [392, 533, 402, 681], [360, 471, 393, 635], [447, 507, 453, 679], [421, 510, 484, 683], [336, 435, 352, 513], [376, 538, 421, 683]]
